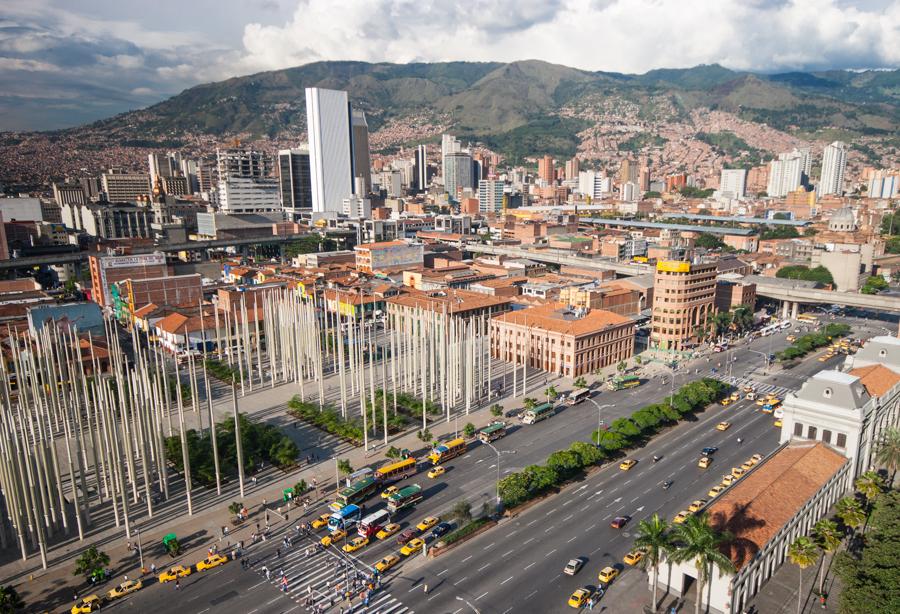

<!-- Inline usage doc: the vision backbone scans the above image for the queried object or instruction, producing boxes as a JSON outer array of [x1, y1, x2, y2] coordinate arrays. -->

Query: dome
[[828, 207, 857, 232]]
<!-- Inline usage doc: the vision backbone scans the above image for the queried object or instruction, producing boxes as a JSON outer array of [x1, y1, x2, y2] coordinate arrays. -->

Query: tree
[[776, 265, 834, 286], [498, 472, 531, 507], [523, 398, 537, 411], [228, 501, 243, 516], [787, 536, 819, 614], [836, 497, 865, 538], [880, 211, 900, 235], [73, 546, 109, 581], [634, 355, 642, 365], [635, 513, 670, 611], [451, 500, 472, 524], [695, 233, 726, 250], [874, 427, 900, 485], [546, 450, 583, 480], [385, 445, 401, 459], [710, 311, 733, 341], [617, 361, 627, 372], [545, 386, 559, 401], [573, 377, 588, 389], [669, 513, 734, 614], [463, 422, 476, 438], [417, 428, 432, 444], [293, 480, 307, 496], [569, 441, 604, 466], [855, 471, 884, 509], [731, 305, 754, 333], [0, 585, 24, 612], [337, 459, 353, 476], [812, 519, 841, 596], [490, 404, 503, 417], [861, 276, 888, 295], [165, 538, 181, 557]]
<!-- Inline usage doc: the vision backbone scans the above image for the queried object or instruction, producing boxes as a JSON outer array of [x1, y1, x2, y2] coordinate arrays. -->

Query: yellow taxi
[[619, 459, 637, 471], [416, 516, 439, 532], [720, 398, 732, 407], [687, 500, 707, 513], [741, 459, 754, 471], [818, 354, 831, 362], [750, 453, 763, 465], [730, 392, 740, 401], [71, 595, 103, 613], [598, 566, 619, 584], [427, 466, 446, 479], [196, 553, 228, 571], [756, 398, 766, 406], [731, 467, 746, 479], [321, 528, 347, 547], [342, 536, 369, 553], [716, 421, 731, 431], [159, 565, 192, 583], [381, 486, 399, 499], [774, 419, 783, 428], [786, 335, 796, 342], [568, 588, 593, 608], [376, 523, 401, 540], [673, 511, 690, 524], [708, 484, 726, 498], [107, 580, 142, 599], [721, 474, 736, 487], [400, 537, 425, 556], [698, 456, 712, 469], [311, 513, 332, 529], [375, 554, 400, 573], [623, 550, 645, 565]]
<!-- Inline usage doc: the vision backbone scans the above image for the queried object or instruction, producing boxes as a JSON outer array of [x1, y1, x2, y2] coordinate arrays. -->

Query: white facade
[[218, 176, 282, 214], [306, 87, 353, 214], [101, 171, 151, 202], [818, 141, 847, 197], [719, 168, 747, 198], [621, 181, 639, 202], [577, 171, 610, 200], [766, 152, 803, 198], [868, 171, 899, 199], [342, 195, 372, 218], [478, 179, 505, 213]]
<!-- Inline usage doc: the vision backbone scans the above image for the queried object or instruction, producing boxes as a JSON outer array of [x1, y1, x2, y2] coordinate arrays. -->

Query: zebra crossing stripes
[[252, 538, 412, 613], [712, 374, 793, 398]]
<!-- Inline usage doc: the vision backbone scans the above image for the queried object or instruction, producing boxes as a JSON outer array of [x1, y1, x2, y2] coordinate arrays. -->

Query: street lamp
[[456, 596, 481, 614], [136, 526, 144, 571], [483, 441, 516, 514], [587, 400, 613, 445]]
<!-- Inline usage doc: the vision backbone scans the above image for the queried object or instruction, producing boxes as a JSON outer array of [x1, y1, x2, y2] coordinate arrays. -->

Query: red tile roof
[[849, 364, 900, 398]]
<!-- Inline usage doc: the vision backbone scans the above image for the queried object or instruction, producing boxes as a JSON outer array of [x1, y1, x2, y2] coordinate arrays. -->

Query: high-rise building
[[148, 152, 181, 187], [444, 152, 474, 202], [52, 182, 86, 205], [650, 260, 717, 351], [101, 169, 151, 202], [350, 110, 372, 194], [441, 134, 461, 160], [216, 148, 272, 179], [621, 182, 639, 202], [868, 171, 900, 199], [538, 155, 555, 184], [278, 148, 313, 217], [565, 157, 580, 180], [767, 152, 804, 198], [478, 179, 505, 213], [639, 167, 650, 192], [818, 141, 847, 197], [306, 87, 354, 213], [413, 145, 428, 192], [619, 159, 639, 185], [215, 148, 280, 215], [719, 168, 747, 198], [578, 171, 611, 200]]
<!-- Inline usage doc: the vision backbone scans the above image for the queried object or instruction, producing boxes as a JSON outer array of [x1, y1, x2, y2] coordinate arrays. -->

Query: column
[[781, 300, 789, 319], [791, 302, 799, 320]]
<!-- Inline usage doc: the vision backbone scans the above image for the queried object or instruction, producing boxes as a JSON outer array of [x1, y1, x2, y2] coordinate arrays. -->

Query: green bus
[[522, 402, 555, 425], [607, 375, 641, 391], [478, 421, 507, 443], [331, 476, 380, 511], [386, 484, 423, 513]]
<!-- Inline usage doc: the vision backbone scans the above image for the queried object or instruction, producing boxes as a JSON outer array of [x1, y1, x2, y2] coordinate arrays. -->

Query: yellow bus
[[375, 457, 417, 484], [797, 314, 819, 324], [427, 438, 467, 465]]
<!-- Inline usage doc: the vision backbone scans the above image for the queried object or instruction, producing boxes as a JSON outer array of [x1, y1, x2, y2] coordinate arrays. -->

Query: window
[[823, 388, 832, 399], [836, 433, 847, 448], [822, 430, 832, 444], [808, 426, 817, 440], [793, 422, 803, 437]]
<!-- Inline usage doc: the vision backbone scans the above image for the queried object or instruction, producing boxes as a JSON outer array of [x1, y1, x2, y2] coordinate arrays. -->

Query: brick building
[[88, 252, 169, 307], [650, 260, 717, 350]]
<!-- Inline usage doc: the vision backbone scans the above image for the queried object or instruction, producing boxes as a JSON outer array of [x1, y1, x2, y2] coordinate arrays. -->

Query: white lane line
[[603, 513, 611, 520], [544, 548, 557, 557], [488, 464, 496, 469], [476, 458, 485, 464], [507, 529, 518, 537], [527, 590, 539, 599], [500, 576, 514, 585], [437, 569, 449, 576], [476, 591, 489, 601], [454, 576, 468, 585], [265, 597, 282, 605], [581, 504, 590, 511], [502, 550, 515, 557], [478, 563, 491, 572], [587, 523, 597, 531], [483, 542, 494, 550], [526, 519, 538, 527], [284, 608, 299, 614], [524, 562, 536, 570], [631, 496, 640, 503], [461, 555, 472, 563], [503, 608, 513, 614], [453, 609, 462, 614], [544, 525, 555, 533], [247, 581, 266, 589], [523, 537, 535, 545], [197, 610, 210, 614], [545, 508, 558, 516], [623, 479, 632, 485], [567, 536, 577, 543], [563, 514, 573, 521]]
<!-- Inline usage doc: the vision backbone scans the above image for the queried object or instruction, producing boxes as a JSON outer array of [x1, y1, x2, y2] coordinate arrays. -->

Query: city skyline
[[2, 0, 899, 130]]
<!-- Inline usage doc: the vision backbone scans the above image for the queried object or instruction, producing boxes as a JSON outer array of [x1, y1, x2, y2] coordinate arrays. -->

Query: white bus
[[567, 389, 591, 405], [358, 509, 391, 538]]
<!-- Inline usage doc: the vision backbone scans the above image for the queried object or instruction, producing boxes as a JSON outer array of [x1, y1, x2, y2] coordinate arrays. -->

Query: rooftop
[[586, 218, 757, 236], [848, 364, 900, 397], [355, 240, 413, 251], [387, 288, 511, 314], [492, 302, 632, 336], [707, 441, 847, 572]]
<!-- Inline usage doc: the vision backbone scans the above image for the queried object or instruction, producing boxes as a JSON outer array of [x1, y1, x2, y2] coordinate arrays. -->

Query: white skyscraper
[[719, 168, 747, 198], [578, 171, 611, 200], [306, 87, 354, 214], [818, 141, 847, 197], [478, 179, 505, 213], [767, 152, 804, 198]]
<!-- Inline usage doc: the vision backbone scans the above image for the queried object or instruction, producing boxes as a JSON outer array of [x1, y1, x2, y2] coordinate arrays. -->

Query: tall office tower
[[472, 158, 483, 183], [869, 171, 900, 199], [197, 162, 216, 193], [413, 145, 428, 191], [441, 134, 461, 160], [350, 110, 372, 194], [818, 141, 847, 197], [766, 152, 804, 198], [148, 152, 182, 187], [101, 169, 151, 202], [216, 148, 280, 214], [621, 182, 639, 202], [719, 168, 747, 198], [538, 155, 555, 184], [444, 152, 474, 202], [578, 171, 611, 200], [278, 148, 313, 217], [565, 157, 580, 180], [216, 148, 272, 179], [639, 167, 650, 192], [794, 147, 812, 186], [180, 159, 199, 194], [478, 179, 505, 213], [306, 87, 354, 213]]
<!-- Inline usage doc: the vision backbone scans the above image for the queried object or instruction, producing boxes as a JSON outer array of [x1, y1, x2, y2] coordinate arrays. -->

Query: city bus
[[331, 476, 381, 511], [327, 504, 364, 533], [375, 457, 417, 484], [427, 438, 467, 465], [567, 388, 591, 405], [607, 375, 641, 391], [358, 509, 391, 538], [522, 402, 556, 425], [797, 314, 819, 325], [762, 398, 782, 414], [386, 484, 423, 513], [344, 467, 374, 488], [478, 421, 507, 443]]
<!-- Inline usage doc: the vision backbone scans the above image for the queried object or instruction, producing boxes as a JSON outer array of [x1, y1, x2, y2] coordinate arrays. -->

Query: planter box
[[428, 520, 496, 558]]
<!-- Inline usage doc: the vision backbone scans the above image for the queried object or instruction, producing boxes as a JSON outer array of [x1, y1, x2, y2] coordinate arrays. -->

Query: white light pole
[[483, 441, 516, 514], [587, 400, 613, 445], [456, 595, 481, 614], [136, 525, 144, 570]]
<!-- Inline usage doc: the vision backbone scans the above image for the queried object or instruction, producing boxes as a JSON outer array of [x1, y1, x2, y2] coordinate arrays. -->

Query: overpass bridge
[[463, 243, 651, 276], [753, 279, 900, 315]]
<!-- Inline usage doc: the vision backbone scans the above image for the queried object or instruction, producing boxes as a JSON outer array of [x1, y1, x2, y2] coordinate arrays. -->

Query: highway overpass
[[754, 280, 900, 314], [463, 243, 651, 276]]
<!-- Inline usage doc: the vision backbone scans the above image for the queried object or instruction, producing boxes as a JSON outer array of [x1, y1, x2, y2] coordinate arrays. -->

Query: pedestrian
[[73, 590, 78, 602], [175, 579, 180, 590], [150, 563, 157, 575]]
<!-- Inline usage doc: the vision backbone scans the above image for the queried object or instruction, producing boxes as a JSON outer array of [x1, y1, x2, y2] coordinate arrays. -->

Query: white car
[[564, 558, 584, 576]]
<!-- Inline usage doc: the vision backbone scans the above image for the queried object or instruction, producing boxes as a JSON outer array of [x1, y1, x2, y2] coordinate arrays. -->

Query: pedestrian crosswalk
[[711, 374, 794, 398], [250, 534, 412, 614]]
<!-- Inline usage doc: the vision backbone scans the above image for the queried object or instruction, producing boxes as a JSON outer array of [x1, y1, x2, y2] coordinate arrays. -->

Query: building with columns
[[650, 260, 717, 351]]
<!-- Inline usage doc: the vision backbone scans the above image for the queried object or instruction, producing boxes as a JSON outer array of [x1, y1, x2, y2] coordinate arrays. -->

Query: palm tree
[[854, 471, 883, 509], [874, 427, 900, 486], [544, 385, 558, 402], [0, 585, 24, 612], [711, 312, 732, 342], [787, 536, 819, 614], [634, 513, 670, 611], [523, 397, 537, 411], [669, 513, 735, 614], [812, 519, 840, 596], [731, 305, 754, 334], [835, 496, 865, 541]]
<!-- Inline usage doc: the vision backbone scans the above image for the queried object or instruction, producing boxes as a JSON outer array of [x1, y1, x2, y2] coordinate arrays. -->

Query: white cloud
[[236, 0, 900, 74]]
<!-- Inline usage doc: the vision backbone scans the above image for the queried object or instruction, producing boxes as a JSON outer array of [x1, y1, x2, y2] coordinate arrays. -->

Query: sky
[[1, 0, 898, 131]]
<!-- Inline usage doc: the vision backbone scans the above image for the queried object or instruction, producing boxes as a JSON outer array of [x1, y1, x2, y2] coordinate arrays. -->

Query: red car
[[396, 528, 418, 545], [610, 516, 630, 529]]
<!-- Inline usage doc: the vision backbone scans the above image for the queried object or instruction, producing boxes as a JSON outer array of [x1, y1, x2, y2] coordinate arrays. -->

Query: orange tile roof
[[707, 442, 847, 571], [156, 312, 189, 334], [492, 303, 632, 337], [387, 288, 511, 314], [849, 364, 900, 397], [133, 303, 159, 318]]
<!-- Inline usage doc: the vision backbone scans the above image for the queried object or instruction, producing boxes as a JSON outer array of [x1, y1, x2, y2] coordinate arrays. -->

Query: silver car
[[563, 558, 584, 576]]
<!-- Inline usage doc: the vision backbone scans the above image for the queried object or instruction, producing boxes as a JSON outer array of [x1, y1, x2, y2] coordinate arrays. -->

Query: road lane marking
[[266, 597, 282, 605], [461, 556, 472, 563], [563, 514, 573, 521], [507, 529, 518, 537], [545, 548, 557, 557], [476, 591, 489, 600], [567, 536, 577, 543], [523, 537, 535, 545], [623, 479, 632, 485], [248, 581, 266, 589], [631, 496, 640, 502], [502, 550, 515, 557], [524, 562, 536, 570], [500, 576, 514, 585], [581, 504, 590, 511], [526, 519, 538, 527], [283, 608, 298, 614], [527, 590, 538, 599], [544, 525, 555, 533], [545, 508, 558, 516], [454, 576, 468, 585], [483, 542, 495, 550], [453, 609, 462, 614], [587, 523, 597, 531], [562, 499, 573, 506], [478, 563, 491, 571], [476, 459, 484, 463], [437, 569, 449, 576], [503, 608, 513, 614]]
